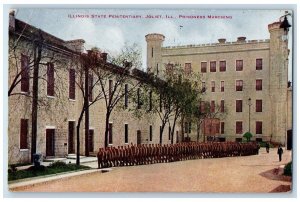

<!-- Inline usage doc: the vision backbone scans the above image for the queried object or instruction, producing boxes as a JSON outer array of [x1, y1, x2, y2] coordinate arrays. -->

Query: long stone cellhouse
[[8, 12, 292, 164]]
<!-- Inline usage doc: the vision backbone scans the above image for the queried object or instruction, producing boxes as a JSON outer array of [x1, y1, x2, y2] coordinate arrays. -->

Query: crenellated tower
[[145, 33, 165, 76], [268, 21, 290, 144]]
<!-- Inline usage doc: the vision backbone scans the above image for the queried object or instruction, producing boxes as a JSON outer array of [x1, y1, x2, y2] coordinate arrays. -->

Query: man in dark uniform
[[277, 145, 283, 162]]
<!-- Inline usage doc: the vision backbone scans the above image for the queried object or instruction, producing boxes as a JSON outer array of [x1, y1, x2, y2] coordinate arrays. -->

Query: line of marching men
[[97, 141, 260, 169]]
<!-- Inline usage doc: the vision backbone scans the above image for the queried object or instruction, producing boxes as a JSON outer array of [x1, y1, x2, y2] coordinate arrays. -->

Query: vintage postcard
[[6, 7, 293, 193]]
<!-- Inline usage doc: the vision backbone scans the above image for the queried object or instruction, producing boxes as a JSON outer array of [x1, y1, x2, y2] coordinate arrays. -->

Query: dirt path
[[10, 148, 292, 193]]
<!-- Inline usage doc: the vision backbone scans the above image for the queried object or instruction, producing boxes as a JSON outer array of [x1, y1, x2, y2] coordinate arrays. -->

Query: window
[[168, 126, 171, 140], [137, 88, 141, 109], [221, 122, 225, 134], [200, 101, 205, 113], [220, 61, 226, 72], [21, 54, 30, 92], [20, 119, 28, 149], [210, 61, 216, 72], [125, 84, 128, 108], [236, 80, 243, 91], [236, 100, 243, 112], [236, 121, 243, 134], [185, 122, 188, 133], [256, 79, 262, 91], [256, 121, 262, 134], [108, 123, 113, 144], [221, 81, 224, 92], [211, 100, 215, 113], [47, 63, 55, 96], [221, 100, 225, 113], [236, 60, 243, 71], [151, 47, 153, 58], [88, 74, 93, 102], [69, 69, 75, 100], [201, 82, 206, 93], [149, 125, 153, 141], [201, 62, 207, 73], [211, 81, 215, 92], [149, 91, 152, 111], [256, 99, 262, 112], [184, 63, 192, 75], [125, 124, 128, 144], [256, 59, 263, 70]]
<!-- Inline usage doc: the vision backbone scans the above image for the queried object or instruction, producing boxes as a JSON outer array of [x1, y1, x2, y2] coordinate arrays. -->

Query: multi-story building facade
[[146, 20, 292, 144], [8, 14, 175, 165], [8, 12, 292, 165]]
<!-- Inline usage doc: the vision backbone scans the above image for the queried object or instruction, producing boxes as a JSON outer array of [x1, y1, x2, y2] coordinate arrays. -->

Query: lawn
[[8, 161, 90, 181]]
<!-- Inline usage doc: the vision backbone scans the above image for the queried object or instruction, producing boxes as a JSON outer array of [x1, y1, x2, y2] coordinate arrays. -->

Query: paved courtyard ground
[[9, 147, 292, 193]]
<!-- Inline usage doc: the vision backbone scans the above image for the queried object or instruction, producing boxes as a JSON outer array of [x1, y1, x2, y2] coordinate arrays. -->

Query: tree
[[9, 14, 75, 162], [97, 43, 143, 148], [73, 49, 107, 165], [243, 132, 253, 142]]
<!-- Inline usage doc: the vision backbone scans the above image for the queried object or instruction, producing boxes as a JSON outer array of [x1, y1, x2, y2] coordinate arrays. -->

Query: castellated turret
[[268, 21, 289, 144], [145, 33, 165, 76]]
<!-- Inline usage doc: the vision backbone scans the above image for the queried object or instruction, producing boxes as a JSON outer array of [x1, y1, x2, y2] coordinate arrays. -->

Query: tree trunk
[[104, 111, 110, 148], [76, 109, 84, 165], [31, 41, 42, 162], [160, 122, 166, 144], [84, 66, 89, 156]]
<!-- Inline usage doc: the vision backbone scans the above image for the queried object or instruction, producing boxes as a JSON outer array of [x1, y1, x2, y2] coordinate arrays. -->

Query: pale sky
[[14, 8, 293, 80]]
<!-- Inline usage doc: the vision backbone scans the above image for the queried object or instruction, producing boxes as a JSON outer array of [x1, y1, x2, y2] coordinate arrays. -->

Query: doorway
[[46, 129, 55, 156]]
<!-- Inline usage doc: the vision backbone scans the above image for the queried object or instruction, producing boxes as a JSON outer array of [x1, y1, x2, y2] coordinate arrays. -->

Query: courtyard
[[9, 147, 292, 193]]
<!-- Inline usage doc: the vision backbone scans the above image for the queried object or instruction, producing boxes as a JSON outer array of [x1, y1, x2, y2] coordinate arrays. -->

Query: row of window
[[202, 79, 263, 93], [218, 121, 262, 135], [235, 121, 263, 134], [19, 118, 264, 150], [183, 58, 263, 74], [200, 99, 263, 113]]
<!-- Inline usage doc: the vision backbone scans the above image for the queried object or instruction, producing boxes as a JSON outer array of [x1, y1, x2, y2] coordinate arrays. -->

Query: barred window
[[69, 69, 75, 100], [211, 81, 215, 92], [220, 61, 226, 72], [256, 79, 262, 91], [236, 60, 243, 71], [256, 121, 262, 134], [210, 61, 216, 72], [47, 63, 55, 96], [256, 59, 263, 70], [236, 121, 243, 134], [21, 54, 30, 92], [221, 81, 224, 92], [221, 100, 225, 113], [201, 62, 207, 73], [236, 80, 243, 91], [256, 99, 262, 112], [236, 100, 243, 112]]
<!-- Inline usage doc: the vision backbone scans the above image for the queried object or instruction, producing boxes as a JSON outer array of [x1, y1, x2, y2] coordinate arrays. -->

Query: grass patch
[[284, 161, 292, 176], [258, 141, 274, 148], [8, 161, 90, 181]]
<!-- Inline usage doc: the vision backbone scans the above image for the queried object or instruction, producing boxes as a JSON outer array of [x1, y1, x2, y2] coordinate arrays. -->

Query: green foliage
[[109, 43, 142, 70], [259, 141, 274, 148], [243, 132, 253, 142], [284, 161, 292, 176], [8, 162, 90, 181]]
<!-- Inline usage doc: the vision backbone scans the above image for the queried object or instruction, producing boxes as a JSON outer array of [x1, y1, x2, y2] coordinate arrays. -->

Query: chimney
[[100, 52, 108, 62], [237, 37, 246, 43], [218, 38, 226, 44], [9, 10, 16, 31], [65, 39, 85, 53]]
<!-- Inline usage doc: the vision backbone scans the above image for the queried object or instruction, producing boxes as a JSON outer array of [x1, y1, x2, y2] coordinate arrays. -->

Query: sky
[[14, 8, 293, 80]]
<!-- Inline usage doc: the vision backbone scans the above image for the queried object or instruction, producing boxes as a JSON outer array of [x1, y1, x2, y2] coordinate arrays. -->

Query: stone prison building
[[8, 12, 292, 164]]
